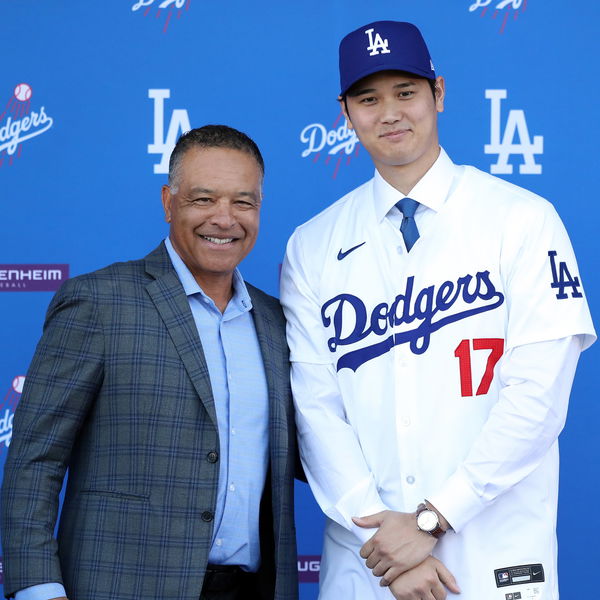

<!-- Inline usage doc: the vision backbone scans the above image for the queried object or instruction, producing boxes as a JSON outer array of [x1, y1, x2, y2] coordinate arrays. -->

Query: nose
[[209, 199, 236, 229], [380, 96, 402, 124]]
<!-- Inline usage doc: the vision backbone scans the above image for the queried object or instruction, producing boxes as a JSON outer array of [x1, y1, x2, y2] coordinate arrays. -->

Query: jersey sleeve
[[280, 230, 388, 542], [502, 200, 595, 350]]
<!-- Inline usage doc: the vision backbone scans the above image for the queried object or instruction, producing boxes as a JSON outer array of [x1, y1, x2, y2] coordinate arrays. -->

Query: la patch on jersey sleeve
[[501, 198, 595, 351]]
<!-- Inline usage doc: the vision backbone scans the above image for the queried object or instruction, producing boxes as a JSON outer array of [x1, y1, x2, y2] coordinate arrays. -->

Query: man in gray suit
[[1, 125, 298, 600]]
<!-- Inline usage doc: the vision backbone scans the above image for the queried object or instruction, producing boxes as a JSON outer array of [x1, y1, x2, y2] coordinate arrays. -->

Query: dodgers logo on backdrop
[[0, 83, 54, 168], [0, 265, 69, 291], [300, 111, 361, 179], [484, 89, 543, 175], [0, 376, 24, 452], [148, 89, 191, 174], [468, 0, 526, 34], [322, 270, 505, 372], [131, 0, 190, 33]]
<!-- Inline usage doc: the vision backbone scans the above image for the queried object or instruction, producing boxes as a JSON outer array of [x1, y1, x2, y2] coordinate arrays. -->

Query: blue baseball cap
[[339, 21, 436, 96]]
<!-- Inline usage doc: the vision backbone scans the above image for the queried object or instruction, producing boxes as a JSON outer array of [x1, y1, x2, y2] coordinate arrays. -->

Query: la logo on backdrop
[[485, 89, 543, 174], [468, 0, 527, 33], [148, 89, 191, 174], [132, 0, 191, 33], [0, 83, 54, 168]]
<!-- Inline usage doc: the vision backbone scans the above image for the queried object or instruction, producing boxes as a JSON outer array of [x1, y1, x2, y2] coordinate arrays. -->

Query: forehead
[[348, 70, 426, 93], [177, 146, 263, 187]]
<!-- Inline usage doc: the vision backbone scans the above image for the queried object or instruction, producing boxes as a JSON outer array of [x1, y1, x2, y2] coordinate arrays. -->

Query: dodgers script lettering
[[321, 270, 504, 371], [300, 121, 359, 158]]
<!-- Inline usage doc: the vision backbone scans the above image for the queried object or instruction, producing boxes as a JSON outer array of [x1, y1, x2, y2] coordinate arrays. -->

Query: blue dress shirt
[[165, 238, 269, 571], [16, 239, 270, 599]]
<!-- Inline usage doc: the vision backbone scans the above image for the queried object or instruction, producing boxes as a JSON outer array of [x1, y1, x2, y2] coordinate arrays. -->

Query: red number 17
[[454, 338, 504, 397]]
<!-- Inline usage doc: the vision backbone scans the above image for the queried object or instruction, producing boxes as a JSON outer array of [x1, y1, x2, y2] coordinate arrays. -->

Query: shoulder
[[50, 251, 157, 312]]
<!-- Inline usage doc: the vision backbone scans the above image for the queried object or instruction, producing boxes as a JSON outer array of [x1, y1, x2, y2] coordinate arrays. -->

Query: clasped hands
[[353, 510, 460, 599]]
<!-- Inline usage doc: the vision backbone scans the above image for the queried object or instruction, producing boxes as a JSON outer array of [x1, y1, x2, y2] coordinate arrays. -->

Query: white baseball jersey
[[280, 149, 595, 599]]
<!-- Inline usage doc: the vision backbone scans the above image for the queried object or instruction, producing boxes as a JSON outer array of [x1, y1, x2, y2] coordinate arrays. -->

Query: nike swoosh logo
[[532, 570, 541, 576], [337, 242, 366, 260]]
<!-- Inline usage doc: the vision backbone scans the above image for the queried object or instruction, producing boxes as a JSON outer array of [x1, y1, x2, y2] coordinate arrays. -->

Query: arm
[[429, 334, 581, 530], [290, 362, 389, 543], [1, 277, 104, 597], [429, 198, 594, 531], [280, 234, 388, 544]]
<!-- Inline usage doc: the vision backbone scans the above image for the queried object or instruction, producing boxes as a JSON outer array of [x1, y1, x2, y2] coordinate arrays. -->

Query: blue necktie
[[396, 197, 420, 252]]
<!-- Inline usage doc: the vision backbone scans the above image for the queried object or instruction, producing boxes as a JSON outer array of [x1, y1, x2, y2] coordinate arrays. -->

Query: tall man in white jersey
[[280, 20, 596, 600]]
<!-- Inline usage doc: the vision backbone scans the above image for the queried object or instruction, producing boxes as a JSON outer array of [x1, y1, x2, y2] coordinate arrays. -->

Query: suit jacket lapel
[[248, 286, 289, 465], [144, 243, 218, 428]]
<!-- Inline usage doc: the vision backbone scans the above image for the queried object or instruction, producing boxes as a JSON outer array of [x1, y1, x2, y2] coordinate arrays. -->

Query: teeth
[[202, 235, 234, 245]]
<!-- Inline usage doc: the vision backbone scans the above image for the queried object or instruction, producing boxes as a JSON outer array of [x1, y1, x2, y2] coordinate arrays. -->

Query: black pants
[[200, 564, 259, 600]]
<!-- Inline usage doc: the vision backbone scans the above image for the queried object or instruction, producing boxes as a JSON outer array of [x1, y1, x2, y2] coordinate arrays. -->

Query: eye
[[235, 199, 255, 208], [398, 90, 415, 99], [359, 96, 377, 105]]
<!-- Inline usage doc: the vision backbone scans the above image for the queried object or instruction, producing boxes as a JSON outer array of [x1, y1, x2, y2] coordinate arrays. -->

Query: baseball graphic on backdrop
[[12, 376, 26, 394], [14, 83, 32, 102]]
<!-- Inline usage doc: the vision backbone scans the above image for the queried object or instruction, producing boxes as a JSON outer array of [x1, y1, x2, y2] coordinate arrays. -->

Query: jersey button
[[207, 451, 219, 463], [400, 416, 411, 427], [201, 511, 214, 522], [406, 475, 415, 484]]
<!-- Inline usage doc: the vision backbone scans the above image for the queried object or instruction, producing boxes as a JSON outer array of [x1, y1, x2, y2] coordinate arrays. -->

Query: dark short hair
[[168, 125, 264, 189]]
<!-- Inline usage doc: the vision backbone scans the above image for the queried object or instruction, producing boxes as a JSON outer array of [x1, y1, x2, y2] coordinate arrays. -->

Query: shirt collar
[[372, 147, 457, 222], [164, 237, 253, 314]]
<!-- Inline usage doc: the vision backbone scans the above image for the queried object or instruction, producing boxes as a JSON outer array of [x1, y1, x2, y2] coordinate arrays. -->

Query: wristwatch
[[416, 503, 446, 539]]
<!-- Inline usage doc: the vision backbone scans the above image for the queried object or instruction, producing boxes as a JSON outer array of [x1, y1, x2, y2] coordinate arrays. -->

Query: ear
[[339, 96, 354, 130], [434, 76, 445, 113], [161, 185, 173, 223]]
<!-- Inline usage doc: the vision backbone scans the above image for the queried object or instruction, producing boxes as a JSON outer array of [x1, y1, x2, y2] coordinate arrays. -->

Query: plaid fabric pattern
[[1, 243, 298, 600]]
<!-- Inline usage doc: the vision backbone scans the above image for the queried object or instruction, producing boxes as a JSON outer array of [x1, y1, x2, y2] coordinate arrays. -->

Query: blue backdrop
[[1, 1, 597, 598]]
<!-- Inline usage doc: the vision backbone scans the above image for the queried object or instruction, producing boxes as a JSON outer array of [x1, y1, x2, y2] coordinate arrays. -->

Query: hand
[[49, 597, 68, 600], [353, 510, 437, 583], [388, 556, 460, 600]]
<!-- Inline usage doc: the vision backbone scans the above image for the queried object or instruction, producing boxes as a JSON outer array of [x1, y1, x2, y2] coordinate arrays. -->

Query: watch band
[[416, 502, 446, 539]]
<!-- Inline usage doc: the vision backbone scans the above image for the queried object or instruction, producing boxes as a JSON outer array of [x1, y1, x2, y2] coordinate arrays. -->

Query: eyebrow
[[188, 186, 259, 201], [348, 81, 416, 97]]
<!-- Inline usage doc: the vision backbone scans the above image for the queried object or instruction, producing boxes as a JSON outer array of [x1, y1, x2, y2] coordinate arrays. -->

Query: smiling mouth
[[200, 235, 236, 245]]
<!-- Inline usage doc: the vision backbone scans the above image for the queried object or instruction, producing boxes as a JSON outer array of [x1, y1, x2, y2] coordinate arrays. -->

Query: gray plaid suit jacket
[[1, 243, 298, 600]]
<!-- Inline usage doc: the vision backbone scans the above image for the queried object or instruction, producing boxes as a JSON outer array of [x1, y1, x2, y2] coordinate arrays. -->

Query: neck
[[195, 274, 235, 313], [376, 145, 441, 195]]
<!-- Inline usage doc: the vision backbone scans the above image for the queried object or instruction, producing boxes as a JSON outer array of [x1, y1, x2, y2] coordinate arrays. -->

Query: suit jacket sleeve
[[1, 276, 104, 597]]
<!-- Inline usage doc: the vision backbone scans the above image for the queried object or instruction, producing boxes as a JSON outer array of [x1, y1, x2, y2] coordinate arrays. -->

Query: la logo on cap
[[365, 27, 390, 56]]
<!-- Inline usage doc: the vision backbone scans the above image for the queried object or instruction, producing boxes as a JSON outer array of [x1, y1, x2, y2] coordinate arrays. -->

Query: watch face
[[417, 509, 439, 532]]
